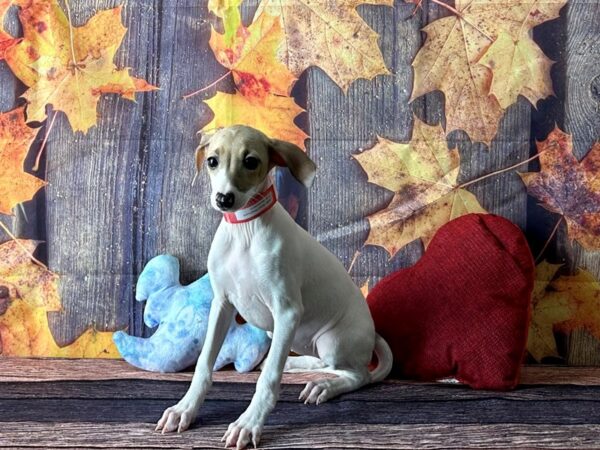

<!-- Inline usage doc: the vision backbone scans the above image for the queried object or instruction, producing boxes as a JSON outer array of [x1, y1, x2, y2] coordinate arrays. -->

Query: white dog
[[155, 125, 393, 449]]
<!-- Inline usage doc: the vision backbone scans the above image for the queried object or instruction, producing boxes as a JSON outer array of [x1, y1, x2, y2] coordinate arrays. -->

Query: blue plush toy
[[113, 255, 271, 373]]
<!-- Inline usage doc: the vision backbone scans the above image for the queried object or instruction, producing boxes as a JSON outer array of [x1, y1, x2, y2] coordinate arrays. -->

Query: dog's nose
[[216, 192, 235, 209]]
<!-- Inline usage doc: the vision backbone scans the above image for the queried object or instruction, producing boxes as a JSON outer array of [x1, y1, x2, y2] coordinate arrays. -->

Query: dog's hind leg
[[298, 367, 370, 405], [297, 321, 376, 404]]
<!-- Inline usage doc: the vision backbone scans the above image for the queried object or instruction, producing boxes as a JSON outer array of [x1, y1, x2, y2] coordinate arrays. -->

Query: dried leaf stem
[[459, 151, 544, 190], [182, 71, 232, 100], [63, 0, 78, 69], [347, 250, 361, 274], [430, 0, 493, 42], [0, 220, 47, 269], [33, 111, 57, 172], [535, 216, 565, 263]]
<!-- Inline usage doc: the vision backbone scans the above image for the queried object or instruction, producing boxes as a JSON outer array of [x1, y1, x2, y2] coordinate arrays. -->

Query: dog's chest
[[209, 231, 276, 331]]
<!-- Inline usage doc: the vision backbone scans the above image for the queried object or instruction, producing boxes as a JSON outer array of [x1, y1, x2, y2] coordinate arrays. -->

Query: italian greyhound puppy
[[155, 125, 393, 449]]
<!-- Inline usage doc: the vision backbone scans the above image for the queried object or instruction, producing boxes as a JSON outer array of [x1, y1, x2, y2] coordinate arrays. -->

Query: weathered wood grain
[[306, 2, 423, 286], [0, 357, 333, 383], [3, 394, 600, 425], [562, 0, 600, 366], [3, 422, 600, 449], [2, 361, 600, 448], [40, 0, 156, 345], [420, 3, 532, 227], [130, 1, 226, 339], [1, 358, 600, 385], [3, 378, 600, 403]]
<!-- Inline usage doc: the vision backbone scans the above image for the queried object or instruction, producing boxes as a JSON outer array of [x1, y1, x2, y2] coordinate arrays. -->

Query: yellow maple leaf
[[254, 0, 393, 92], [5, 0, 157, 134], [208, 0, 243, 47], [411, 0, 565, 144], [528, 262, 600, 362], [203, 91, 308, 149], [527, 261, 573, 362], [210, 12, 297, 97], [479, 32, 554, 109], [0, 239, 59, 311], [551, 268, 600, 338], [353, 117, 486, 257], [0, 107, 46, 216], [0, 239, 119, 358], [0, 299, 120, 357]]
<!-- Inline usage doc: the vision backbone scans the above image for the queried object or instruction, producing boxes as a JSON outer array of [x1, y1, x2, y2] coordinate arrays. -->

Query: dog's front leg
[[156, 296, 234, 433], [223, 299, 302, 449]]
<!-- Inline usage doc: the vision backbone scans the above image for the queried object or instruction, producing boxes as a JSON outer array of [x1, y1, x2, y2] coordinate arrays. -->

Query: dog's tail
[[369, 333, 393, 383]]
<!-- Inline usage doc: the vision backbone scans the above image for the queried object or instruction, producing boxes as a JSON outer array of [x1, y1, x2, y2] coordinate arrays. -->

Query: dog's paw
[[222, 412, 263, 449], [155, 400, 199, 434], [299, 379, 332, 405]]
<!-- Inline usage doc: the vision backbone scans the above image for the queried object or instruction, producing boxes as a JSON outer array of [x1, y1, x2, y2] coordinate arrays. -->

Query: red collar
[[223, 185, 277, 224]]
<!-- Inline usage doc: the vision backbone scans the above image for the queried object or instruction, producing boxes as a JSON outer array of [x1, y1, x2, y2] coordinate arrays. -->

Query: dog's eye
[[206, 157, 218, 169], [243, 156, 260, 170]]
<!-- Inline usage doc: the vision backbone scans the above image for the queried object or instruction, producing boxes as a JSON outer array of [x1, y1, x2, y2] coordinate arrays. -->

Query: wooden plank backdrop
[[0, 0, 599, 363]]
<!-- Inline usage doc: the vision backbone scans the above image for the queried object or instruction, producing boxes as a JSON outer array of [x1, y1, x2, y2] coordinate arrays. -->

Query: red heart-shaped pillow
[[367, 214, 534, 390]]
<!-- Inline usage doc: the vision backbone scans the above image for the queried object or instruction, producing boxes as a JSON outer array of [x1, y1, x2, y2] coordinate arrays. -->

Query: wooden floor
[[1, 360, 600, 449]]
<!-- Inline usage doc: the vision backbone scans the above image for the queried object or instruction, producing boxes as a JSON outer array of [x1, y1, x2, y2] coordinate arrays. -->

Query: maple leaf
[[527, 261, 573, 362], [0, 239, 59, 311], [519, 127, 600, 250], [551, 268, 600, 338], [479, 31, 554, 109], [254, 0, 393, 92], [0, 0, 20, 59], [210, 12, 297, 97], [353, 117, 486, 257], [0, 239, 119, 358], [5, 0, 157, 134], [208, 0, 243, 47], [411, 0, 565, 144], [0, 299, 121, 357], [360, 279, 370, 298], [0, 107, 46, 216], [203, 90, 308, 149]]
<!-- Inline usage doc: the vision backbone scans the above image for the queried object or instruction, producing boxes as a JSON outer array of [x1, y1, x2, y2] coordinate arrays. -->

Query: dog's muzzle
[[216, 192, 235, 210]]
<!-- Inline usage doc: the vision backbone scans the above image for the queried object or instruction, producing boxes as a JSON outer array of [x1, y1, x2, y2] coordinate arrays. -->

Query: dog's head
[[195, 125, 316, 212]]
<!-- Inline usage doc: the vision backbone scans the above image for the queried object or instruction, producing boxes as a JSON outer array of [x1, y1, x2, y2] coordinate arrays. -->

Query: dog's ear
[[192, 130, 217, 186], [269, 139, 317, 188]]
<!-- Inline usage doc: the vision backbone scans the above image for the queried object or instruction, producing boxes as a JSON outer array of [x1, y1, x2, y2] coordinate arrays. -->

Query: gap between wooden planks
[[1, 358, 599, 385]]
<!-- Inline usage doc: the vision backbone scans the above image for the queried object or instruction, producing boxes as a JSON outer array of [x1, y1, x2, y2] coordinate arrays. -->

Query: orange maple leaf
[[210, 12, 297, 98], [203, 90, 308, 150], [0, 0, 20, 59], [0, 239, 119, 358], [354, 117, 486, 257], [254, 0, 393, 92], [411, 0, 565, 144], [4, 0, 157, 134], [0, 107, 45, 216], [519, 127, 600, 250]]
